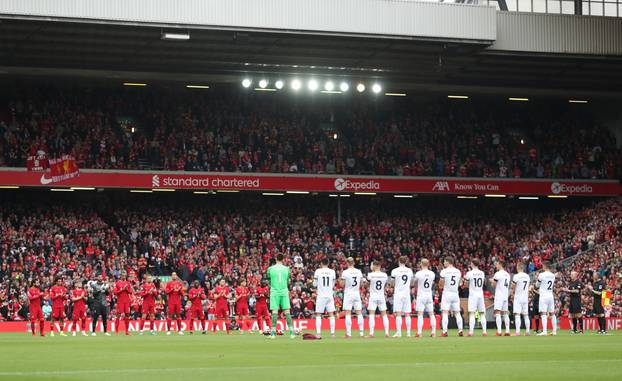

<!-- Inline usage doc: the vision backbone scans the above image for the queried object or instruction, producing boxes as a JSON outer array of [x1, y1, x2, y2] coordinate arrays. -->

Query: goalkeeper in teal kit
[[267, 253, 296, 339]]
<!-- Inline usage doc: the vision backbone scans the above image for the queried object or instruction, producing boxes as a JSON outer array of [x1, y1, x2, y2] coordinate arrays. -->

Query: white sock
[[503, 314, 510, 333], [541, 315, 548, 334], [430, 313, 436, 334], [417, 314, 424, 335], [329, 316, 335, 335], [524, 315, 530, 334], [405, 316, 411, 336], [551, 314, 557, 334], [442, 313, 448, 333], [469, 313, 476, 333], [515, 315, 521, 334], [395, 316, 402, 336], [315, 316, 322, 336], [357, 314, 364, 335], [369, 315, 375, 335], [345, 314, 352, 336], [495, 314, 502, 333], [480, 313, 487, 333], [455, 313, 463, 331], [382, 315, 389, 335]]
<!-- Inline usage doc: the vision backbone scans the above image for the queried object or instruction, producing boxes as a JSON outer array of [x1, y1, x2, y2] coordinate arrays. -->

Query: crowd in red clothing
[[0, 85, 619, 179], [1, 191, 620, 330]]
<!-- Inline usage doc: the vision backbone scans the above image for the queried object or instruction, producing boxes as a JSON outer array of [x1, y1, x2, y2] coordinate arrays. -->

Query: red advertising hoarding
[[0, 168, 619, 196]]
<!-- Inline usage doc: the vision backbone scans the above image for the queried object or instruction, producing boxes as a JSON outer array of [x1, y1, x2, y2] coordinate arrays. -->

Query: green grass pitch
[[0, 331, 620, 381]]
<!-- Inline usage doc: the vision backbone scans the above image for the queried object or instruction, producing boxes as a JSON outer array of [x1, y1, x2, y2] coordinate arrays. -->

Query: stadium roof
[[1, 18, 622, 98]]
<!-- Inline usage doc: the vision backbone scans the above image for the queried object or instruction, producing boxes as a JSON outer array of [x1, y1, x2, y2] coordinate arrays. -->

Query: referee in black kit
[[564, 271, 583, 334], [588, 272, 607, 334]]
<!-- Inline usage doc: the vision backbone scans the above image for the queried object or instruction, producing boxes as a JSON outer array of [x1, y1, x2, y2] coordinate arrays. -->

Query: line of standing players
[[25, 271, 272, 336]]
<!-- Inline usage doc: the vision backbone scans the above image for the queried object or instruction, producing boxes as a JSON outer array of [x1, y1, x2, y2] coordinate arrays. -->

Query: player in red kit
[[165, 272, 185, 335], [235, 280, 252, 334], [49, 277, 68, 336], [113, 272, 133, 335], [27, 280, 45, 336], [212, 279, 231, 334], [254, 280, 271, 333], [70, 282, 88, 336], [188, 280, 207, 334], [139, 275, 159, 335]]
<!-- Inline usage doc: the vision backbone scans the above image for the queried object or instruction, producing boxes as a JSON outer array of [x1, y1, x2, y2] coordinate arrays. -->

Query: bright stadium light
[[258, 79, 268, 89], [340, 82, 349, 92], [161, 31, 190, 41], [324, 81, 335, 91], [372, 83, 382, 94], [356, 83, 365, 93], [291, 79, 302, 91], [275, 80, 284, 90], [242, 78, 252, 88], [308, 79, 319, 92]]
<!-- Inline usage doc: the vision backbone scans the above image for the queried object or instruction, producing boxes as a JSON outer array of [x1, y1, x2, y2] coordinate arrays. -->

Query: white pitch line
[[0, 359, 620, 377]]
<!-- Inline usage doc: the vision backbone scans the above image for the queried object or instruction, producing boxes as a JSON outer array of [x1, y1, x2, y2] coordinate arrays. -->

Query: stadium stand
[[0, 85, 619, 179]]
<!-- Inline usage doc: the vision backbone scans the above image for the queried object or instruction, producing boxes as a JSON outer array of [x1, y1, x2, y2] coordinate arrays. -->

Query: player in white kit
[[390, 256, 414, 338], [366, 260, 389, 338], [313, 258, 336, 338], [340, 257, 365, 338], [492, 260, 512, 336], [511, 259, 531, 336], [536, 261, 557, 336], [414, 258, 437, 337], [439, 256, 464, 337], [464, 258, 487, 336]]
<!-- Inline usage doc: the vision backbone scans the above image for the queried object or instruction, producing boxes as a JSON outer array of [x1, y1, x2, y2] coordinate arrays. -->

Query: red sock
[[201, 320, 206, 331], [58, 321, 64, 333], [139, 318, 145, 331], [82, 319, 87, 331], [73, 320, 79, 332], [166, 319, 171, 331], [115, 318, 120, 333], [150, 319, 155, 331], [225, 320, 230, 333], [212, 321, 216, 332], [39, 320, 44, 336], [257, 318, 263, 331], [189, 320, 194, 332], [177, 319, 182, 332], [31, 321, 36, 335], [124, 317, 130, 334]]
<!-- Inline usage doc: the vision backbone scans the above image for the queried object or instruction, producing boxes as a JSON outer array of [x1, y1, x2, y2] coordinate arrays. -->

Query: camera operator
[[88, 273, 111, 336]]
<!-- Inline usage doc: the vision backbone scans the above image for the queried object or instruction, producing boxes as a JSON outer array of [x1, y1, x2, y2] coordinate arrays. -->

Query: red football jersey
[[71, 289, 87, 309], [254, 287, 269, 305], [113, 280, 133, 303], [213, 286, 230, 306], [235, 286, 249, 305], [188, 287, 206, 308], [27, 287, 42, 304], [165, 280, 184, 305], [50, 285, 67, 307], [140, 282, 158, 304]]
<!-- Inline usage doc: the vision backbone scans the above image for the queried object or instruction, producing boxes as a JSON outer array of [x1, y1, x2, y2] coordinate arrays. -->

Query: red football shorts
[[115, 302, 131, 315], [51, 306, 65, 319], [141, 302, 156, 315], [255, 303, 269, 317], [215, 304, 229, 319], [236, 304, 250, 316], [190, 307, 205, 320], [72, 307, 87, 321], [167, 303, 182, 315], [29, 308, 44, 321]]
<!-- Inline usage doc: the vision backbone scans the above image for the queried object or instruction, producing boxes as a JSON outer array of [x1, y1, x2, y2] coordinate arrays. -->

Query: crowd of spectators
[[0, 85, 619, 179], [1, 192, 619, 322]]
